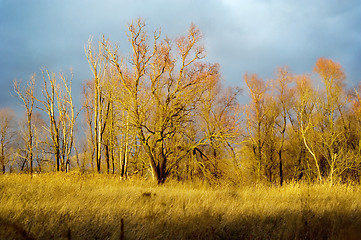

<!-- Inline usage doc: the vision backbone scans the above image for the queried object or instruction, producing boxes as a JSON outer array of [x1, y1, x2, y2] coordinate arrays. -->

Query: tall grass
[[0, 173, 360, 239]]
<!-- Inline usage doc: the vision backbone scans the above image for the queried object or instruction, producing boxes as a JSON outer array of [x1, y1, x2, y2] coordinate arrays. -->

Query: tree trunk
[[105, 144, 110, 174], [157, 152, 167, 184], [56, 149, 60, 172], [279, 151, 283, 186], [111, 148, 115, 174], [120, 147, 128, 179]]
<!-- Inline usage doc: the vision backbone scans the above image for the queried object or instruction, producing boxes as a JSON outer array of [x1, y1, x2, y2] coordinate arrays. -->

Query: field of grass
[[0, 173, 361, 240]]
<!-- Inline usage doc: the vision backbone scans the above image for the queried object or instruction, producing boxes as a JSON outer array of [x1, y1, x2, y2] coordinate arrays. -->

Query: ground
[[0, 173, 361, 239]]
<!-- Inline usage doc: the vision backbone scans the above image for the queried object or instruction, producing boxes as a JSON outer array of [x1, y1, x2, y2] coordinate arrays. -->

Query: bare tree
[[34, 70, 78, 172], [85, 38, 107, 173], [314, 58, 347, 184], [293, 74, 322, 181], [243, 73, 268, 181], [196, 81, 242, 182], [82, 81, 96, 171], [272, 67, 293, 186], [101, 19, 221, 183], [0, 108, 15, 173], [14, 76, 36, 174]]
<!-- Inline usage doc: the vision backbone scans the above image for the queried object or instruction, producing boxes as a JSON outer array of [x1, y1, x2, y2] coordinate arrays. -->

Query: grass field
[[0, 173, 361, 240]]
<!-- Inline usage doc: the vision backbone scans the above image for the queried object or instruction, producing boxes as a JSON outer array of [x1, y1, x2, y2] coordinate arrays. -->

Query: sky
[[1, 0, 361, 112]]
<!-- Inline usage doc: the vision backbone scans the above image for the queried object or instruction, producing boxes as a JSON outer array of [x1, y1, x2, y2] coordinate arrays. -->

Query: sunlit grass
[[0, 173, 360, 239]]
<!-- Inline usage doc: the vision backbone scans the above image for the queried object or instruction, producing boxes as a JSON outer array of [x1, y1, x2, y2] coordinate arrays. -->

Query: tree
[[101, 68, 118, 174], [82, 81, 96, 171], [31, 112, 49, 172], [272, 67, 293, 186], [35, 70, 78, 172], [243, 73, 268, 181], [343, 87, 361, 180], [0, 108, 15, 173], [186, 77, 242, 182], [314, 58, 347, 184], [101, 19, 221, 183], [14, 76, 36, 174], [85, 38, 107, 173], [293, 74, 322, 181]]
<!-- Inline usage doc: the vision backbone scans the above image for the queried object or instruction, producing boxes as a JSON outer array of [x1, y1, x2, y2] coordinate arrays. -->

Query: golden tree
[[314, 58, 347, 184], [0, 108, 15, 173], [243, 73, 269, 181], [100, 19, 222, 183], [85, 38, 107, 173], [272, 67, 293, 185], [13, 76, 36, 173], [35, 70, 78, 172]]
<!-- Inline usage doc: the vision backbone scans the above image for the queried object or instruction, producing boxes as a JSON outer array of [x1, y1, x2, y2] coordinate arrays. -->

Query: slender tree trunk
[[1, 156, 5, 174], [28, 119, 33, 174], [1, 145, 5, 174], [257, 121, 262, 181], [120, 112, 129, 179], [120, 147, 128, 179], [21, 158, 27, 172], [56, 147, 60, 171], [94, 75, 102, 173], [279, 151, 283, 186], [302, 133, 322, 181], [278, 116, 287, 186], [65, 159, 70, 172], [105, 144, 110, 174], [111, 147, 115, 174]]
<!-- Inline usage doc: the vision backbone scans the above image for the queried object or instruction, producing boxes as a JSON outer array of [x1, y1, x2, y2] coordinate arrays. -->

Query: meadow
[[0, 173, 361, 240]]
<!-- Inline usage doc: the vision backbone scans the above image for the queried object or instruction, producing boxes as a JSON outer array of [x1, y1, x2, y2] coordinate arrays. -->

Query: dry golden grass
[[0, 173, 361, 239]]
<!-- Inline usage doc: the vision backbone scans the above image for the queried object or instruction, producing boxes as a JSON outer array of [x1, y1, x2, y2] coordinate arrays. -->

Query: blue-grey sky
[[1, 0, 361, 111]]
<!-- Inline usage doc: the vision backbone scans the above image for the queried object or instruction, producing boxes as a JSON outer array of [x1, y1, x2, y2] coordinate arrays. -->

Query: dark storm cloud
[[204, 0, 361, 84], [1, 0, 361, 110]]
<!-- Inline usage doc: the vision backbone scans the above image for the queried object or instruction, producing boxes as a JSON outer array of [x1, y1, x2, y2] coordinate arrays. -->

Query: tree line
[[2, 19, 360, 184]]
